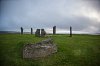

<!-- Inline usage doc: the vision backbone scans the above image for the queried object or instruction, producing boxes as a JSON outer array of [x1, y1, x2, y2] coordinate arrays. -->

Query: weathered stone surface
[[41, 29, 46, 37], [35, 29, 40, 37], [23, 38, 57, 58], [35, 29, 46, 37]]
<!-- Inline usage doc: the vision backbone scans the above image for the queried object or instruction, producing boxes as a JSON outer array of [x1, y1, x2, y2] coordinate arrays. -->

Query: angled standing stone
[[31, 28, 33, 34], [21, 27, 23, 34]]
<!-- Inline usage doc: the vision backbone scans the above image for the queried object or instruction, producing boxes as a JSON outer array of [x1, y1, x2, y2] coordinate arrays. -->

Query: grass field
[[0, 34, 100, 66]]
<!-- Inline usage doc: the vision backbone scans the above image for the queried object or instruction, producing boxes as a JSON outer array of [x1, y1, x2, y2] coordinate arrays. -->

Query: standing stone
[[21, 27, 23, 34], [53, 26, 56, 34], [70, 26, 72, 37], [35, 29, 40, 37], [41, 29, 46, 37], [31, 28, 33, 34]]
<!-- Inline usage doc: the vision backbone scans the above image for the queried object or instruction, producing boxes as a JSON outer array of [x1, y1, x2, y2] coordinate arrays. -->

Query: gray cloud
[[0, 0, 100, 33], [85, 0, 100, 11]]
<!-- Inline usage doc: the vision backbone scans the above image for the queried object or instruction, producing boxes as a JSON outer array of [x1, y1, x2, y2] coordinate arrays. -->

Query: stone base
[[23, 38, 57, 58]]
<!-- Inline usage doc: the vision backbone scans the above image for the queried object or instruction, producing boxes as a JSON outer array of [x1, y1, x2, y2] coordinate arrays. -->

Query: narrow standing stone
[[53, 26, 56, 34], [31, 28, 33, 34], [70, 26, 72, 37], [21, 27, 23, 34]]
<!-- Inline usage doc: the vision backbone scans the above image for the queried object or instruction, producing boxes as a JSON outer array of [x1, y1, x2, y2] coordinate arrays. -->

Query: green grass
[[0, 34, 100, 66]]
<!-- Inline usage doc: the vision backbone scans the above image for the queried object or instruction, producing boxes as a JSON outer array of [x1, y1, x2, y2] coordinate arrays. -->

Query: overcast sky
[[0, 0, 100, 33]]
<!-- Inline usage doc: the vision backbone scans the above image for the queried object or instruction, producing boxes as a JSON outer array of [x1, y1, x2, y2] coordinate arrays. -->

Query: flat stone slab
[[23, 38, 57, 58]]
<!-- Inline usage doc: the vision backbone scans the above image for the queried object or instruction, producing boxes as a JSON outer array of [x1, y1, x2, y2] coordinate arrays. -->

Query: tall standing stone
[[35, 29, 40, 37], [31, 28, 33, 34], [21, 27, 23, 34], [41, 29, 46, 37], [53, 26, 56, 34], [70, 26, 72, 37]]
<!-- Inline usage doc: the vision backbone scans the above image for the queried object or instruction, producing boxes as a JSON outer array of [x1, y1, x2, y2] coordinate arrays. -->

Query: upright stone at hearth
[[53, 26, 56, 34], [21, 27, 23, 34], [41, 29, 46, 37], [35, 29, 40, 37]]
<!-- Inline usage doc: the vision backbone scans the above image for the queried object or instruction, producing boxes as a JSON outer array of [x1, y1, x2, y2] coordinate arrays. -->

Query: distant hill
[[0, 31, 35, 34], [0, 31, 100, 35], [0, 31, 20, 34]]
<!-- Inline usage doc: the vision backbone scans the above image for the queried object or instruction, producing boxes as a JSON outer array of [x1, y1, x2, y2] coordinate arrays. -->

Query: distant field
[[0, 34, 100, 66]]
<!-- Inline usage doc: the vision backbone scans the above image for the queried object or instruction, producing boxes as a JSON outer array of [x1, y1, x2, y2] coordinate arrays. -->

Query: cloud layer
[[0, 0, 100, 33]]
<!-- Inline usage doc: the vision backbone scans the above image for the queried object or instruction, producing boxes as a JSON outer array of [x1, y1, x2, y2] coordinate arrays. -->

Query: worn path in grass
[[0, 34, 100, 66]]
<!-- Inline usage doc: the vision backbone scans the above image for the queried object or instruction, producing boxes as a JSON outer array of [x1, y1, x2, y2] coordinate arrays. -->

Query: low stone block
[[23, 38, 57, 58]]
